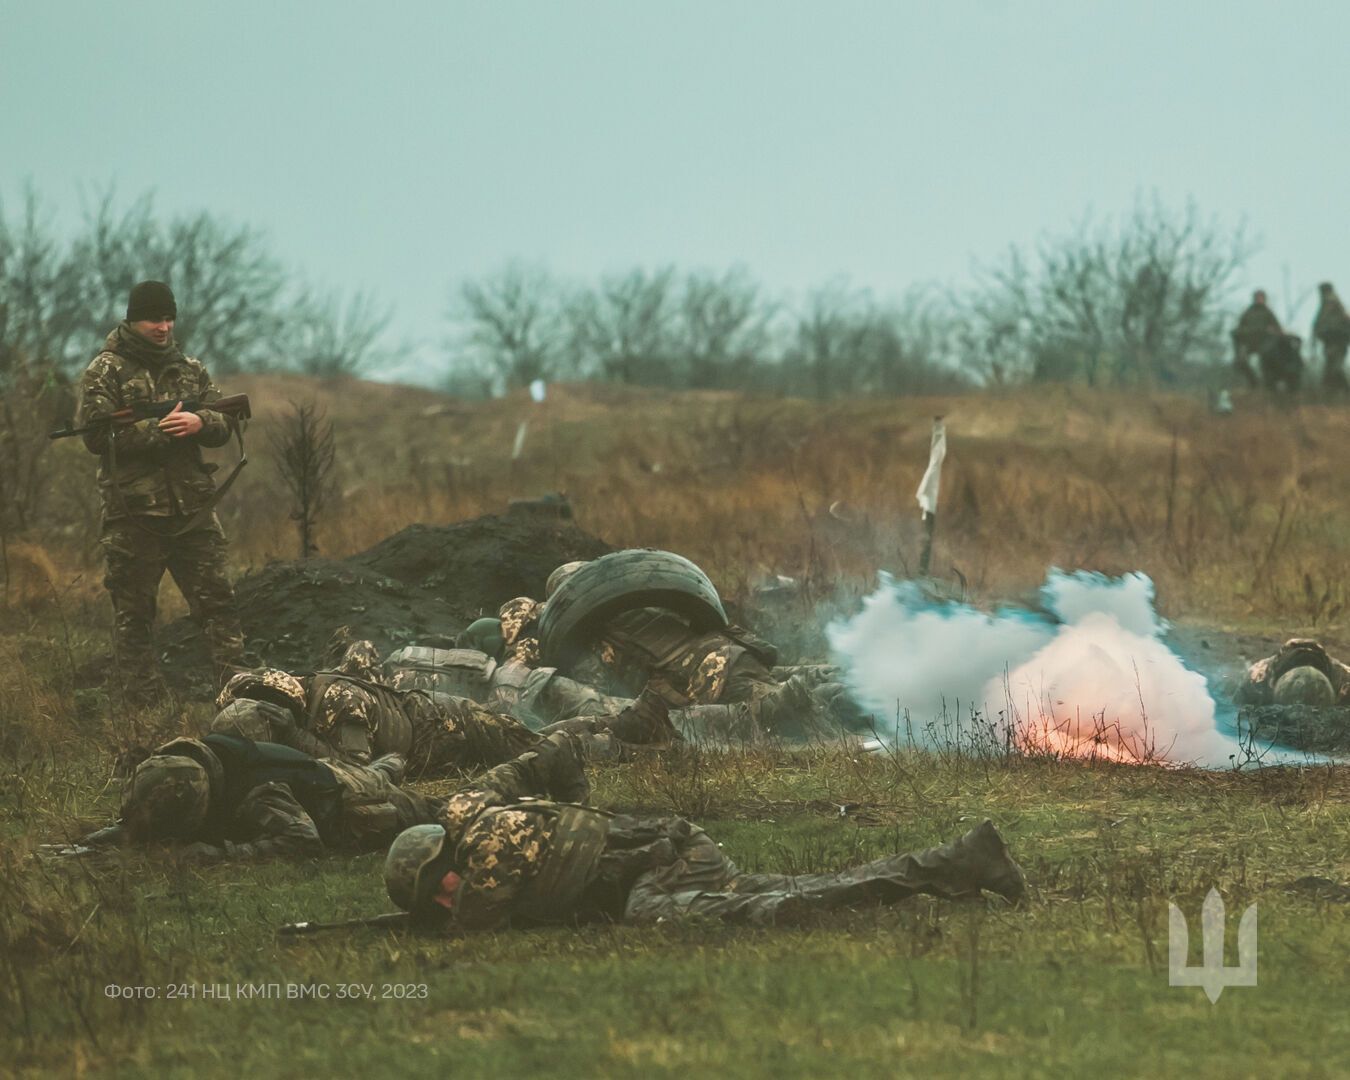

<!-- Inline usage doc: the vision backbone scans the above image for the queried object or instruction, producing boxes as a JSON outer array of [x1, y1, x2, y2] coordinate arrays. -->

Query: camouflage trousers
[[405, 692, 541, 777], [325, 756, 444, 850], [618, 819, 1017, 926], [99, 514, 244, 684]]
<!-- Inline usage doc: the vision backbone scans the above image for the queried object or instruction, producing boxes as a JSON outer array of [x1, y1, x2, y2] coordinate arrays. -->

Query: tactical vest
[[602, 610, 777, 681], [459, 801, 611, 924], [194, 733, 344, 842], [307, 673, 414, 757], [386, 646, 497, 701]]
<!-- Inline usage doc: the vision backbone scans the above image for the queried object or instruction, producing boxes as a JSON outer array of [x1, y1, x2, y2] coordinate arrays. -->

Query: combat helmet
[[211, 698, 295, 742], [546, 561, 589, 600], [456, 617, 506, 661], [1273, 666, 1335, 707], [384, 824, 455, 913], [216, 669, 307, 718], [120, 755, 213, 841]]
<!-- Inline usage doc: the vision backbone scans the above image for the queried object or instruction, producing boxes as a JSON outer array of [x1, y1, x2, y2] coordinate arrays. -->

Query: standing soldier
[[1231, 289, 1284, 388], [1313, 282, 1350, 392], [75, 281, 245, 700]]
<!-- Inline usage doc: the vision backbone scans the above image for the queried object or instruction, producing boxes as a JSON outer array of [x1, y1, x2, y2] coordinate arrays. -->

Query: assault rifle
[[48, 394, 252, 440], [278, 912, 411, 936]]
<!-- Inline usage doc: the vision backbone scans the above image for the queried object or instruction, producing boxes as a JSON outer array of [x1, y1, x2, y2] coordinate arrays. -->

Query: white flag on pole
[[915, 419, 946, 516]]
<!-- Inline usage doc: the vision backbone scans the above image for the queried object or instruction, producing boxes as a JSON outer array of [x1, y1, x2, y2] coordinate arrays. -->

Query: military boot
[[912, 819, 1027, 904], [609, 682, 677, 746], [751, 675, 819, 740]]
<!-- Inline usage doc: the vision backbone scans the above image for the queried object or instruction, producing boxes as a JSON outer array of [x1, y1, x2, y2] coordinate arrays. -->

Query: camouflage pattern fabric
[[431, 735, 1024, 929], [404, 690, 540, 776], [623, 819, 1023, 924], [100, 514, 243, 681], [217, 668, 308, 716], [434, 732, 591, 929], [205, 755, 441, 860], [498, 597, 544, 664], [210, 700, 333, 759], [75, 323, 236, 520], [78, 323, 243, 684]]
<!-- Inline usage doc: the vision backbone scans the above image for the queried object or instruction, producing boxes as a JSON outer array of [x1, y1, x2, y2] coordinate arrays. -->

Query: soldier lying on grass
[[213, 640, 675, 777], [41, 733, 443, 862], [381, 732, 1027, 932]]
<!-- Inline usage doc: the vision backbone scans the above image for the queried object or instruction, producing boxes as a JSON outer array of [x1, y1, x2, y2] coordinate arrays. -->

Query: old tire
[[539, 549, 727, 669]]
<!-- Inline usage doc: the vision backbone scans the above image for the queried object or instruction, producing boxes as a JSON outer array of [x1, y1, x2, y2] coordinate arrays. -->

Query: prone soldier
[[47, 732, 442, 862], [380, 737, 1026, 931], [213, 641, 672, 777]]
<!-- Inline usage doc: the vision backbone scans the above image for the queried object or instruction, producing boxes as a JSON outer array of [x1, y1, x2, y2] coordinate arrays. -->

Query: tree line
[[3, 188, 1254, 400]]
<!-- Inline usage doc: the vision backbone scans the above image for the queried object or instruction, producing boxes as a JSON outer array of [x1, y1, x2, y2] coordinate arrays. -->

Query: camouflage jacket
[[75, 323, 234, 519], [1314, 294, 1350, 344], [307, 671, 537, 773], [498, 597, 544, 665], [574, 608, 776, 706], [1232, 302, 1283, 348]]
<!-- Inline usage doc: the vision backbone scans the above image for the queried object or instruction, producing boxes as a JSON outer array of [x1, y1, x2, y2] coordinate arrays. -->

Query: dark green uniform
[[75, 323, 244, 689], [1231, 299, 1283, 388], [1314, 287, 1350, 391]]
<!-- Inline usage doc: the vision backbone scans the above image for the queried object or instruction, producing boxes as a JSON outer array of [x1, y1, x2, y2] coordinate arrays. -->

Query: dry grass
[[20, 379, 1350, 637]]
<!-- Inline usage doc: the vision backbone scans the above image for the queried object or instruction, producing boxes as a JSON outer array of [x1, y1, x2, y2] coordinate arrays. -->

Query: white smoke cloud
[[827, 569, 1242, 766]]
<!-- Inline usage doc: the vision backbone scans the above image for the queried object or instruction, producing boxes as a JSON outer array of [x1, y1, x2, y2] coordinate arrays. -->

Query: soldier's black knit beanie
[[126, 280, 177, 322]]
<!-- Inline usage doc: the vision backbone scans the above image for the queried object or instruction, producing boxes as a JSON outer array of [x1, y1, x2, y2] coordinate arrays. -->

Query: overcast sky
[[3, 1, 1348, 383]]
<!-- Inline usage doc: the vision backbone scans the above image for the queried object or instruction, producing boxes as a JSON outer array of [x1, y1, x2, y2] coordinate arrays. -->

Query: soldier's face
[[132, 317, 174, 345]]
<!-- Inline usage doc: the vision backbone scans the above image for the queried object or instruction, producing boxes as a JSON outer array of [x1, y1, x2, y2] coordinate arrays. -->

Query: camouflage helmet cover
[[216, 669, 307, 717], [546, 561, 589, 600], [384, 824, 451, 912], [120, 755, 211, 841], [211, 698, 294, 742], [1273, 666, 1335, 707]]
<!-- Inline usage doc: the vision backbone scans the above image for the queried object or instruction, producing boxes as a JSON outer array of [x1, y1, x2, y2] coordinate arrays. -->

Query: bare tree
[[564, 267, 677, 384], [970, 197, 1254, 386], [270, 400, 337, 558], [455, 264, 562, 389], [69, 190, 290, 373], [286, 288, 392, 378], [675, 267, 772, 388]]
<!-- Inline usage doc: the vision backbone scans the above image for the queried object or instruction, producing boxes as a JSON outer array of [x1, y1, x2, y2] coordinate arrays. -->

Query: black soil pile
[[347, 514, 612, 613], [148, 513, 612, 696]]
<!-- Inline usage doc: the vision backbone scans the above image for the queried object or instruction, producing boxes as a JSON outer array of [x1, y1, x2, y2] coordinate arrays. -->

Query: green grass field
[[5, 383, 1350, 1077], [4, 739, 1347, 1078]]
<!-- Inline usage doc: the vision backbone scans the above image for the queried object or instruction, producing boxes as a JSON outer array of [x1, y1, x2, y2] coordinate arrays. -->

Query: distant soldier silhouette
[[1231, 290, 1301, 392], [1313, 282, 1350, 392]]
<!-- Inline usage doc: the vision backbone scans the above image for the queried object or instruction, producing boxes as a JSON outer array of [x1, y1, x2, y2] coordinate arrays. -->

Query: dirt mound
[[149, 513, 612, 697], [348, 513, 612, 616]]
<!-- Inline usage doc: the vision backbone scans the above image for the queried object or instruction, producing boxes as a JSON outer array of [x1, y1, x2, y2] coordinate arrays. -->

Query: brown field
[[16, 376, 1350, 637]]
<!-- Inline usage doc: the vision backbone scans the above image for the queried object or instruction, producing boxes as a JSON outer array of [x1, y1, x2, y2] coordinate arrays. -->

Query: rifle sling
[[106, 415, 248, 538]]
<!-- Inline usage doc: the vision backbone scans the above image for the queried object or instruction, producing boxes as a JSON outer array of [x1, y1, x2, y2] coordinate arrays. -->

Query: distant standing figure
[[1231, 289, 1284, 388], [1313, 282, 1350, 392], [75, 281, 245, 700]]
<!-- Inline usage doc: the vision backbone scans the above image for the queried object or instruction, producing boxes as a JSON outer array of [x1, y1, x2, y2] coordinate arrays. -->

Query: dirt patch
[[348, 512, 611, 614], [142, 513, 612, 696]]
